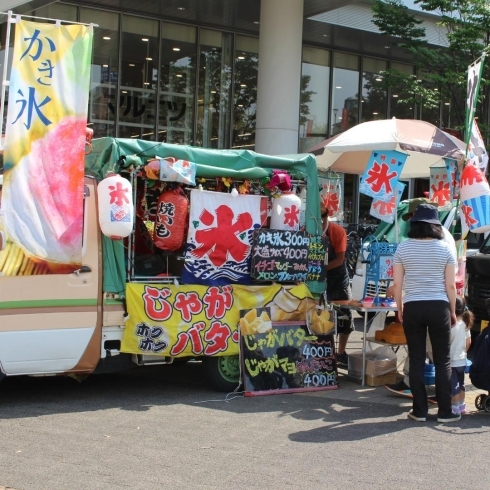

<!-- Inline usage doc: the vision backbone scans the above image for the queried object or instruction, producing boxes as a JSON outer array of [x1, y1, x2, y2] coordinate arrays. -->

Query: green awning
[[87, 138, 325, 296]]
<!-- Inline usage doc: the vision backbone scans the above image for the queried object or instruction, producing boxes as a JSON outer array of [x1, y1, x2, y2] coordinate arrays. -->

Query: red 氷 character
[[192, 205, 253, 266], [430, 181, 451, 206], [324, 192, 340, 214], [204, 321, 232, 355], [142, 285, 172, 321], [109, 181, 130, 207], [283, 205, 299, 227], [461, 203, 478, 227], [365, 161, 398, 194], [372, 198, 395, 216]]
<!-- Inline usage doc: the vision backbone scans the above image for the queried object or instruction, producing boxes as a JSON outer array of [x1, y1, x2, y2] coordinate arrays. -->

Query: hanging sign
[[319, 174, 343, 220], [359, 150, 408, 202], [429, 166, 452, 207], [181, 190, 268, 286], [370, 181, 406, 224], [445, 158, 460, 200]]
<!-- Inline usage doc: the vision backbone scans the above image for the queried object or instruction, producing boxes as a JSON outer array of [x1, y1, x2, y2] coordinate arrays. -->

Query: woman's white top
[[394, 238, 457, 304]]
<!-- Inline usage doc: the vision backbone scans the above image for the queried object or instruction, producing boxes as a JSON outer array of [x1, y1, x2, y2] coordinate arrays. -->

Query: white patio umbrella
[[308, 118, 466, 178]]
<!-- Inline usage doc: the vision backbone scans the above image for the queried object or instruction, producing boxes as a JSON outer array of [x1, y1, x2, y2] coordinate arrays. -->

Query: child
[[450, 296, 474, 415]]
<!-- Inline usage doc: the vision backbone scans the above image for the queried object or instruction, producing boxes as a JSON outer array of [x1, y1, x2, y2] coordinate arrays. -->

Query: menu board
[[240, 320, 338, 396], [251, 230, 327, 283], [306, 234, 327, 283]]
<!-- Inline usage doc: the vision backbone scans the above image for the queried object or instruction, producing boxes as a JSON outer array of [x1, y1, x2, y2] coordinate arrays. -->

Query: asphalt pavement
[[0, 318, 488, 490]]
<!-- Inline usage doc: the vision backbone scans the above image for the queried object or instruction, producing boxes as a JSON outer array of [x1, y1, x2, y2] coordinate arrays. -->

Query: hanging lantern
[[270, 191, 302, 231], [97, 173, 134, 240], [153, 188, 189, 251], [460, 163, 490, 233]]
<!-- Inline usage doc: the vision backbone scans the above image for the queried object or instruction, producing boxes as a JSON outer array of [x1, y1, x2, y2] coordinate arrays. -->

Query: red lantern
[[153, 188, 188, 251]]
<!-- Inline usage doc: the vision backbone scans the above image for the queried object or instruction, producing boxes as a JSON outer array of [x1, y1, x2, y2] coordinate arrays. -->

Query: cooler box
[[424, 362, 435, 385], [348, 351, 397, 386]]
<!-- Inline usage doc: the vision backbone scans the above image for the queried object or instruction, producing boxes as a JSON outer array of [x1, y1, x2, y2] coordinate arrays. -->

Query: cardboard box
[[348, 370, 397, 387], [365, 371, 397, 386], [348, 351, 397, 377]]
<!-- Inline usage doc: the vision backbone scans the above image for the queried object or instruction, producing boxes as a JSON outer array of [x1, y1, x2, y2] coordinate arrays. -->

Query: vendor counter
[[331, 300, 402, 386]]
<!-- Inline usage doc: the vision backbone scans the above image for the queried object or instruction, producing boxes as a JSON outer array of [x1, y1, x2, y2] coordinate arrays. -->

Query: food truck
[[0, 137, 330, 392]]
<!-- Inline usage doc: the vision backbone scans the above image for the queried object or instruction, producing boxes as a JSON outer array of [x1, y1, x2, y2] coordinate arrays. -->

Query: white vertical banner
[[466, 56, 485, 146], [2, 19, 93, 268]]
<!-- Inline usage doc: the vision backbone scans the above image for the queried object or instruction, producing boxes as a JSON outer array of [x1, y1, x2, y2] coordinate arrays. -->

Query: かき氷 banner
[[2, 19, 93, 269]]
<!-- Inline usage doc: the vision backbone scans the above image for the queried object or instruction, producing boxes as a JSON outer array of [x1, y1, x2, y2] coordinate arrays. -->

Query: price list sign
[[251, 230, 327, 284], [251, 230, 309, 282], [241, 322, 338, 396], [306, 235, 327, 283]]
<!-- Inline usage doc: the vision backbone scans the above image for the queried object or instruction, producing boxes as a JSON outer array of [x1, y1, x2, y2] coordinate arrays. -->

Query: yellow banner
[[122, 283, 315, 357], [2, 20, 93, 270]]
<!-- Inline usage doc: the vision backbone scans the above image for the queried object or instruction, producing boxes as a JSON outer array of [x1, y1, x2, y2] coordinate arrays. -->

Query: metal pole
[[0, 10, 14, 150], [0, 11, 97, 27]]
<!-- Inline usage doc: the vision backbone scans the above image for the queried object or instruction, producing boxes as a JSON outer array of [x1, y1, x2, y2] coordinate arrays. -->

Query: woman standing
[[393, 203, 458, 423]]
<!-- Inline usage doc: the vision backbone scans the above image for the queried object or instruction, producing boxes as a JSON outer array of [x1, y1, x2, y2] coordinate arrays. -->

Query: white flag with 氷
[[181, 190, 268, 286]]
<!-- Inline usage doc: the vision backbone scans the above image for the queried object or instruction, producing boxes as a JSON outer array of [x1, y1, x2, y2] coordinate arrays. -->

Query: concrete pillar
[[255, 0, 304, 155]]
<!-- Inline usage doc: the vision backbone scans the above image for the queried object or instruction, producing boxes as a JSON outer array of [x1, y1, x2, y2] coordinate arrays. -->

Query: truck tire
[[203, 355, 241, 392]]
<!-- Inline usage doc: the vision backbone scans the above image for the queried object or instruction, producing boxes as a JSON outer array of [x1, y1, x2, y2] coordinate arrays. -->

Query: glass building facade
[[1, 1, 449, 223]]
